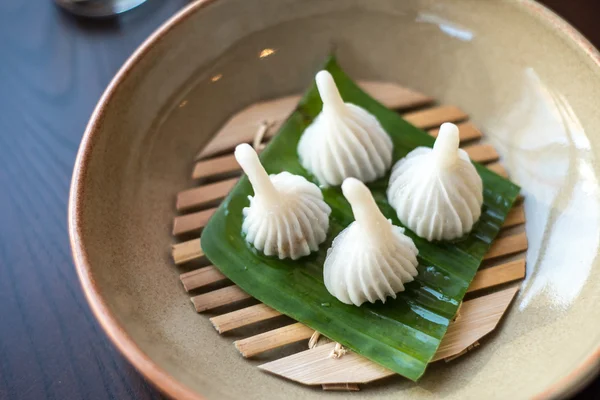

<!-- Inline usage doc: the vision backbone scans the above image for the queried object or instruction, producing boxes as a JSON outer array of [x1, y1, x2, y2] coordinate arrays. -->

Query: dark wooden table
[[0, 1, 598, 399]]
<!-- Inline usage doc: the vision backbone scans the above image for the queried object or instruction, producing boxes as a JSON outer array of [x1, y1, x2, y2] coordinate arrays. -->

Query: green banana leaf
[[201, 56, 520, 381]]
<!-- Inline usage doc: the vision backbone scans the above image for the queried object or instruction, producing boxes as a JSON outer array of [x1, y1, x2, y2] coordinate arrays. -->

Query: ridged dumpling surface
[[297, 70, 393, 187], [387, 122, 483, 241], [235, 144, 331, 260], [324, 178, 419, 306]]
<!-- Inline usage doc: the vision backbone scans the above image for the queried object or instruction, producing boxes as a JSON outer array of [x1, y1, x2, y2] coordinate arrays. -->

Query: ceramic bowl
[[69, 0, 600, 398]]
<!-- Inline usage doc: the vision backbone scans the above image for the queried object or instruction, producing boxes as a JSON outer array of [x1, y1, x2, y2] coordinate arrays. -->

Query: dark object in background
[[55, 0, 148, 17]]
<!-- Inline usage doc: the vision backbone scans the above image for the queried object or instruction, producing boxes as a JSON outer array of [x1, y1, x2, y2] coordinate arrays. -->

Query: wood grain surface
[[0, 1, 187, 399], [0, 0, 597, 399]]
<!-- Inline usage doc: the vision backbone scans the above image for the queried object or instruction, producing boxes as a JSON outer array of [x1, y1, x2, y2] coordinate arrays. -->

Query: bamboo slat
[[180, 266, 226, 292], [403, 105, 468, 129], [192, 154, 240, 180], [467, 260, 525, 293], [360, 81, 434, 110], [172, 207, 217, 236], [463, 144, 499, 164], [191, 285, 251, 312], [210, 303, 283, 333], [483, 232, 528, 260], [322, 383, 360, 392], [487, 162, 508, 178], [176, 178, 238, 212], [192, 154, 238, 181], [235, 323, 315, 358], [429, 121, 482, 142], [172, 239, 203, 265], [502, 204, 526, 229], [196, 95, 298, 160]]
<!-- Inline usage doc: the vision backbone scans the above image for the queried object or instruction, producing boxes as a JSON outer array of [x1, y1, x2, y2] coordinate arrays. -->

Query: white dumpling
[[387, 122, 483, 241], [297, 70, 393, 187], [323, 178, 419, 306], [234, 144, 331, 260]]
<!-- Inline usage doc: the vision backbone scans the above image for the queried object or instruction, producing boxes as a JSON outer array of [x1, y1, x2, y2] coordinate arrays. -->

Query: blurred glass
[[55, 0, 148, 17]]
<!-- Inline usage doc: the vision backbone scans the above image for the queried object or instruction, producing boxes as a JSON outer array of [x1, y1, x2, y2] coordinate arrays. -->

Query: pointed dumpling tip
[[315, 70, 332, 86], [234, 143, 278, 202], [315, 70, 345, 111], [433, 122, 460, 165], [341, 178, 387, 233], [234, 143, 255, 168], [341, 177, 368, 204]]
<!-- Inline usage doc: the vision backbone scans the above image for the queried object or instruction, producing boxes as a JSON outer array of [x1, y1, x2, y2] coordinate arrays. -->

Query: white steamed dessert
[[323, 178, 419, 306], [387, 122, 483, 241], [297, 70, 393, 187], [234, 144, 331, 260]]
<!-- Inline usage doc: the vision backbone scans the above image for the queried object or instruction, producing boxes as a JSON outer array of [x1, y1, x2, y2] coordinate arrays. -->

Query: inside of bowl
[[77, 0, 600, 398]]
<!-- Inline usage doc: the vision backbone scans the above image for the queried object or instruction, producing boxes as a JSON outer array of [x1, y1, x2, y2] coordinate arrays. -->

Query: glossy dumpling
[[234, 144, 331, 260], [387, 122, 483, 241], [323, 178, 419, 306], [297, 70, 393, 187]]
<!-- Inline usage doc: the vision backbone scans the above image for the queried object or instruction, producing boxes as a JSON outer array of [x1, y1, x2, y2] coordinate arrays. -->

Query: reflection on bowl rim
[[68, 1, 600, 399]]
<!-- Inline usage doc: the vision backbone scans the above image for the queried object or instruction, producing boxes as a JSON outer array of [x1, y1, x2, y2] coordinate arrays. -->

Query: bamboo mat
[[170, 81, 527, 391]]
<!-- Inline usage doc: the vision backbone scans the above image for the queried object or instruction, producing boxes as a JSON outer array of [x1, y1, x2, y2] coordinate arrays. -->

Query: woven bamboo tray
[[170, 81, 528, 392]]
